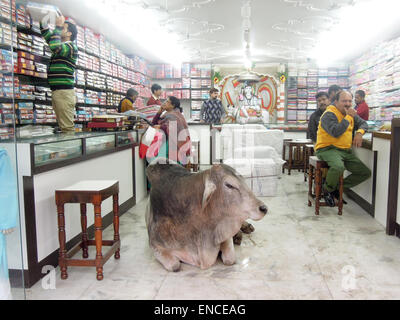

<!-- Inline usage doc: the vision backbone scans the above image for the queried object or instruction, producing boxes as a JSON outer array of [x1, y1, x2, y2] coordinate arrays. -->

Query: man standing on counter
[[315, 90, 371, 207], [200, 88, 226, 124], [40, 14, 78, 133]]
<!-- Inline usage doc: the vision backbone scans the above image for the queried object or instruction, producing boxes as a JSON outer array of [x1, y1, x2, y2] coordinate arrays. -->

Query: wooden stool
[[283, 139, 312, 175], [308, 156, 344, 215], [55, 180, 120, 281], [303, 144, 314, 182]]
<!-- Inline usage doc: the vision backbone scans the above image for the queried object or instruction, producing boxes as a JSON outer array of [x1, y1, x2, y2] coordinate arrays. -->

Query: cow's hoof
[[233, 231, 242, 246], [170, 262, 181, 272], [222, 257, 236, 266], [241, 222, 255, 234]]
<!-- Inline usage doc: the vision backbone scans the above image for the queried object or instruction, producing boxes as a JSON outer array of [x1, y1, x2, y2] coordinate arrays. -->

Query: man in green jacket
[[41, 14, 78, 133]]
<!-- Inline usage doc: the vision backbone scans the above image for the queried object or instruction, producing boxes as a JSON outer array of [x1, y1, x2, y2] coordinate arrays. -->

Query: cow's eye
[[225, 183, 235, 189]]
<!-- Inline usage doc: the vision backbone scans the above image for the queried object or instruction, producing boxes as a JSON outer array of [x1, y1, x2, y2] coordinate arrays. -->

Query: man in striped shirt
[[41, 15, 78, 133]]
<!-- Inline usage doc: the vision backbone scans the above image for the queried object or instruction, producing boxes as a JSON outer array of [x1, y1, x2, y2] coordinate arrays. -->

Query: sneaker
[[322, 189, 336, 207], [332, 190, 347, 205]]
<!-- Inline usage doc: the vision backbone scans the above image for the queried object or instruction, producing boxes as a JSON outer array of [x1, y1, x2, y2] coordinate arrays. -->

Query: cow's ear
[[202, 174, 216, 209]]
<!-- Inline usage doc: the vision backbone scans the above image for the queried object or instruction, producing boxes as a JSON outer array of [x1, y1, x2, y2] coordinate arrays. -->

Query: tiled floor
[[22, 172, 400, 300]]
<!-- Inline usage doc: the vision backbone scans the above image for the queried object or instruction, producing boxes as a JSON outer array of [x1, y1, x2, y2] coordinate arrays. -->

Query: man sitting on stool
[[315, 90, 371, 207]]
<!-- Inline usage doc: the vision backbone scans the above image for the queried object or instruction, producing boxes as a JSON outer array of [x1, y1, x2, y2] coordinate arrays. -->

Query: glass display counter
[[34, 139, 82, 167], [86, 134, 115, 155], [4, 130, 140, 175], [117, 131, 139, 146], [0, 129, 142, 288]]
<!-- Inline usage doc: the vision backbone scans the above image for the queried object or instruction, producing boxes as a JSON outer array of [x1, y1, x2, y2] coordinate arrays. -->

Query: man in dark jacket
[[200, 88, 226, 124], [307, 91, 329, 143]]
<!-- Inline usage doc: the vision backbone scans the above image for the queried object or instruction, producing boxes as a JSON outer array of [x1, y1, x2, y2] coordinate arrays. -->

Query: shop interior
[[1, 0, 400, 300]]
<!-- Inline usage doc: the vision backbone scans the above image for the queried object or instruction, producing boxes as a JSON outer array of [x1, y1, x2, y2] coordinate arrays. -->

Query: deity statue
[[236, 82, 268, 124], [219, 72, 277, 125]]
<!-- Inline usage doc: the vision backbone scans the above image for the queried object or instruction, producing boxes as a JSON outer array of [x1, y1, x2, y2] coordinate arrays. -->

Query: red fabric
[[146, 96, 162, 106], [356, 101, 369, 120], [139, 143, 149, 159]]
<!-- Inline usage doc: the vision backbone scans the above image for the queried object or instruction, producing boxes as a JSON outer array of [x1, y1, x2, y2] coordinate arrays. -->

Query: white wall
[[349, 147, 374, 204], [373, 137, 391, 228]]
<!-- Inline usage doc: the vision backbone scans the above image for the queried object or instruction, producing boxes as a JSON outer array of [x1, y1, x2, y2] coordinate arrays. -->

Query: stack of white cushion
[[221, 124, 286, 197], [224, 158, 279, 197]]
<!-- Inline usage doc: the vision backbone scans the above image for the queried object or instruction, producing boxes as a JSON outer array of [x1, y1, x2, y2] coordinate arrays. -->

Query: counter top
[[373, 131, 391, 140], [187, 122, 213, 126], [359, 131, 391, 150], [187, 122, 308, 131], [7, 130, 138, 145]]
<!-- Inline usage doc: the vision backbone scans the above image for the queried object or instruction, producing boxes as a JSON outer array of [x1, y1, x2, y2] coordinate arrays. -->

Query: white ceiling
[[28, 0, 400, 65]]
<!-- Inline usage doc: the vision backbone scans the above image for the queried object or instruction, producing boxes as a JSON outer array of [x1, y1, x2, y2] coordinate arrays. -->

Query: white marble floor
[[23, 172, 400, 300]]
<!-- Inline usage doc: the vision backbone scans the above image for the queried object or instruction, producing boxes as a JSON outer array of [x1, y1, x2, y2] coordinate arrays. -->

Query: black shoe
[[53, 127, 62, 134], [332, 190, 347, 205], [323, 189, 336, 207]]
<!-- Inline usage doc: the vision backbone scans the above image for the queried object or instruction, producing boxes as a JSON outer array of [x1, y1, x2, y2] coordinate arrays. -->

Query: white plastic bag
[[27, 2, 61, 25]]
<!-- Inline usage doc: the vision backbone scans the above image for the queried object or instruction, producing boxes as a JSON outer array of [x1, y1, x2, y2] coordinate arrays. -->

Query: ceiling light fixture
[[272, 15, 337, 37], [281, 0, 357, 12], [241, 0, 252, 70], [161, 18, 224, 38], [182, 38, 230, 62], [121, 0, 217, 14]]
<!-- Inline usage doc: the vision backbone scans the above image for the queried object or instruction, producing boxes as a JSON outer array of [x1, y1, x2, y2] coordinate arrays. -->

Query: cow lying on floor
[[145, 161, 268, 272]]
